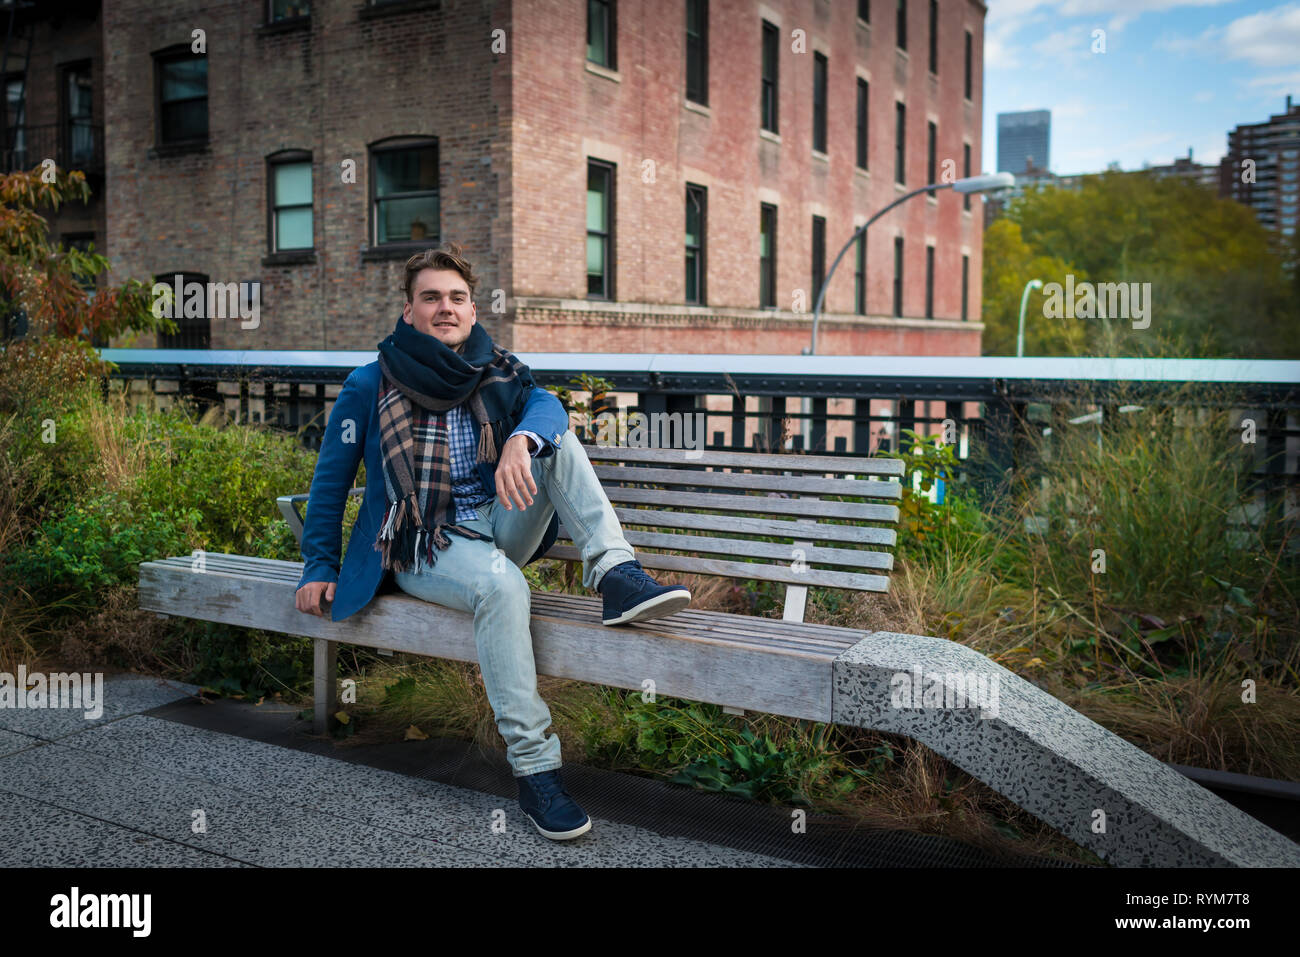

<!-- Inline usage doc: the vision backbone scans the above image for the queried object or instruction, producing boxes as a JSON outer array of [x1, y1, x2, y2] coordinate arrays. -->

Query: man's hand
[[495, 433, 538, 511], [296, 580, 335, 617]]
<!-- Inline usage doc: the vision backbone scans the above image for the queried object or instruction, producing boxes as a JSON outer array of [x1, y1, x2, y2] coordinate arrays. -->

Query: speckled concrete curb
[[833, 632, 1300, 867]]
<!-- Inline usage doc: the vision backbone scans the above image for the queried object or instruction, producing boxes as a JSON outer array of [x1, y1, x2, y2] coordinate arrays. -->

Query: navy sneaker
[[516, 768, 592, 840], [597, 559, 692, 625]]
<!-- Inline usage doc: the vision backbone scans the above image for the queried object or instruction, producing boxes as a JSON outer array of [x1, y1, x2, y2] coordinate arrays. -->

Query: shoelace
[[619, 561, 660, 589]]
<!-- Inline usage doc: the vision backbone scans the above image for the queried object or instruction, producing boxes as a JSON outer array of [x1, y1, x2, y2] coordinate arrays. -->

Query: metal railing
[[2, 122, 105, 175], [96, 349, 1299, 539]]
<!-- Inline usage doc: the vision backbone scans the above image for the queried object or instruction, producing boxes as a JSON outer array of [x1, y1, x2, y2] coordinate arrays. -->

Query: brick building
[[94, 0, 986, 356], [0, 0, 105, 340]]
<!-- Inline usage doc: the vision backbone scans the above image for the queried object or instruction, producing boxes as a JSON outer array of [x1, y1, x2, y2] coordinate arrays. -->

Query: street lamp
[[1017, 278, 1042, 357], [803, 172, 1014, 356]]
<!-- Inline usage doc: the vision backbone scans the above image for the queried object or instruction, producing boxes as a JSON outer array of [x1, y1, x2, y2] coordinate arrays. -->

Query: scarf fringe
[[376, 494, 494, 575]]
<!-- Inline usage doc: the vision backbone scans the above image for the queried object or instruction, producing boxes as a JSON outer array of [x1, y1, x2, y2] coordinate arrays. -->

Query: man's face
[[403, 268, 477, 349]]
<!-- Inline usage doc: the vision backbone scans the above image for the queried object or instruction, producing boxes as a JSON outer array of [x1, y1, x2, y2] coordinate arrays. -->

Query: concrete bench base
[[833, 633, 1300, 867]]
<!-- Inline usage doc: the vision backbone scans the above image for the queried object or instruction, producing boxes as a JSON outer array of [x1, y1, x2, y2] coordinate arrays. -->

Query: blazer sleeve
[[296, 369, 368, 588], [513, 384, 570, 458]]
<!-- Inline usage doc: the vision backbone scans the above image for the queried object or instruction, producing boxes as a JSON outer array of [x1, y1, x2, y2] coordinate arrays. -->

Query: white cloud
[[1221, 3, 1300, 68], [1192, 90, 1215, 102]]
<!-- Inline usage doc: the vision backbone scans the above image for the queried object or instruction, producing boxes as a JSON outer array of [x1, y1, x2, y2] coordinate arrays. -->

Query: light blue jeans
[[392, 430, 635, 777]]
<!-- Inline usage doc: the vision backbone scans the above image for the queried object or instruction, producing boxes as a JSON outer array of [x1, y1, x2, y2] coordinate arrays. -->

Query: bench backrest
[[545, 445, 902, 620], [279, 445, 903, 623]]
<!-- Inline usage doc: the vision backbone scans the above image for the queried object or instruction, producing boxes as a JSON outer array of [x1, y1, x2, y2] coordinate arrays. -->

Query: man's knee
[[474, 561, 530, 608]]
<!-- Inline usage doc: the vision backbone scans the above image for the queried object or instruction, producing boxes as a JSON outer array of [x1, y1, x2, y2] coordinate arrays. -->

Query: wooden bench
[[138, 443, 1300, 867]]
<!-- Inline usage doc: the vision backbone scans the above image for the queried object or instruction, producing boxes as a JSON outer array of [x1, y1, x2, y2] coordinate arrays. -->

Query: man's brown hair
[[403, 242, 479, 303]]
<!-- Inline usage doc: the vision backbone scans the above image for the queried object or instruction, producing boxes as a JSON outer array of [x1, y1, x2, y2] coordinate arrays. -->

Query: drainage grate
[[143, 696, 1090, 867]]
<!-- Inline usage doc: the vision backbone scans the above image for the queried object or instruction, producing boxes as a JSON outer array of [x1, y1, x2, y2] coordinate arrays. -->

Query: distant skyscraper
[[998, 110, 1051, 176], [1220, 96, 1299, 238]]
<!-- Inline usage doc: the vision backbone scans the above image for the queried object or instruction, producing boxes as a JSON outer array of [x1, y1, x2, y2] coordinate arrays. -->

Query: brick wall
[[102, 0, 985, 356]]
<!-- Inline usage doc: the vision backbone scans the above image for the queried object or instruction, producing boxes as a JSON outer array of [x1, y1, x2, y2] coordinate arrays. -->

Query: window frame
[[926, 120, 937, 196], [156, 270, 212, 350], [854, 231, 866, 315], [368, 135, 440, 249], [685, 183, 707, 305], [759, 202, 777, 308], [59, 59, 94, 171], [587, 0, 617, 70], [685, 0, 708, 106], [895, 101, 906, 185], [267, 149, 314, 253], [928, 0, 937, 74], [964, 30, 972, 100], [892, 236, 904, 317], [761, 20, 779, 133], [587, 158, 616, 300], [896, 0, 907, 52], [811, 214, 826, 306], [856, 78, 869, 170], [153, 46, 208, 148], [924, 244, 934, 319], [812, 51, 828, 154]]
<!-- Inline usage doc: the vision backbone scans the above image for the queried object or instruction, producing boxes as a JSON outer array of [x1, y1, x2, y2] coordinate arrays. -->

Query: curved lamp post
[[803, 172, 1015, 356], [1017, 278, 1043, 357]]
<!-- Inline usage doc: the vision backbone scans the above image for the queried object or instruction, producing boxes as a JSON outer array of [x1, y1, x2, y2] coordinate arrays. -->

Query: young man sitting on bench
[[293, 243, 691, 842]]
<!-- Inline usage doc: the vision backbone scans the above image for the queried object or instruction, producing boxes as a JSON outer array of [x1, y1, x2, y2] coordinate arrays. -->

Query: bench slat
[[555, 526, 893, 570], [610, 507, 897, 546], [602, 485, 900, 522], [592, 465, 900, 499], [582, 444, 904, 476], [544, 545, 891, 591]]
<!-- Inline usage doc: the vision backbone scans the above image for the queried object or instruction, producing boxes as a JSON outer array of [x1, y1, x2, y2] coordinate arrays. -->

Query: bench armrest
[[277, 488, 365, 547]]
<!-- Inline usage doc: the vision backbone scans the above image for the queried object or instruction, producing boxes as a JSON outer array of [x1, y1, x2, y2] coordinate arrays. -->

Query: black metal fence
[[98, 350, 1299, 537]]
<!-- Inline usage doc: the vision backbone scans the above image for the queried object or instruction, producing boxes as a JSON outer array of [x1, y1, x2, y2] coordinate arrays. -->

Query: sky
[[982, 0, 1300, 175]]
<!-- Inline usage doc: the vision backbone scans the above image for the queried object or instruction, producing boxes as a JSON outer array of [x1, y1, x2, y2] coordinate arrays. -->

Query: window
[[587, 159, 614, 298], [813, 52, 827, 154], [4, 74, 25, 170], [924, 245, 934, 318], [892, 237, 903, 317], [854, 231, 866, 315], [268, 0, 310, 21], [856, 78, 868, 169], [686, 184, 706, 304], [927, 120, 936, 195], [895, 101, 906, 184], [896, 0, 907, 51], [157, 271, 211, 349], [761, 21, 779, 133], [760, 203, 776, 307], [371, 138, 439, 246], [963, 142, 971, 210], [154, 50, 207, 145], [588, 0, 616, 69], [812, 215, 826, 306], [859, 0, 870, 23], [686, 0, 708, 105], [964, 30, 972, 99], [268, 151, 313, 251], [61, 62, 95, 170], [928, 0, 937, 74], [961, 253, 969, 320]]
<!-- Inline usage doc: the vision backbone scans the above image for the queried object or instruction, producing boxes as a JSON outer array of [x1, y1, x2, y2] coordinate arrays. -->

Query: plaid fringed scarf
[[373, 316, 535, 575]]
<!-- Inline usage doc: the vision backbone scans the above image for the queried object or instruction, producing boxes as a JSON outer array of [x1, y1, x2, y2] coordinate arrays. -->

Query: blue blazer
[[294, 359, 570, 621]]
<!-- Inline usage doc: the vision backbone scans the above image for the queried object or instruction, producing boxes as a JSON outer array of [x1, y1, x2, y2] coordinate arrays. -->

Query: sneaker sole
[[602, 589, 692, 626], [524, 812, 593, 841]]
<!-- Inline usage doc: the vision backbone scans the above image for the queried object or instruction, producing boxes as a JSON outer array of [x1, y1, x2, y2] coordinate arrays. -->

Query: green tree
[[0, 167, 165, 347], [984, 171, 1300, 358], [980, 218, 1088, 356]]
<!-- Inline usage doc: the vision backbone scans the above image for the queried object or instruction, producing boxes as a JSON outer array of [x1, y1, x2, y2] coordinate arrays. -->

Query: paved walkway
[[0, 674, 795, 867]]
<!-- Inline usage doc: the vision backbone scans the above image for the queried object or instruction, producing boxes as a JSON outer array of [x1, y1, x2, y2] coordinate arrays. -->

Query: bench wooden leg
[[313, 638, 338, 735]]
